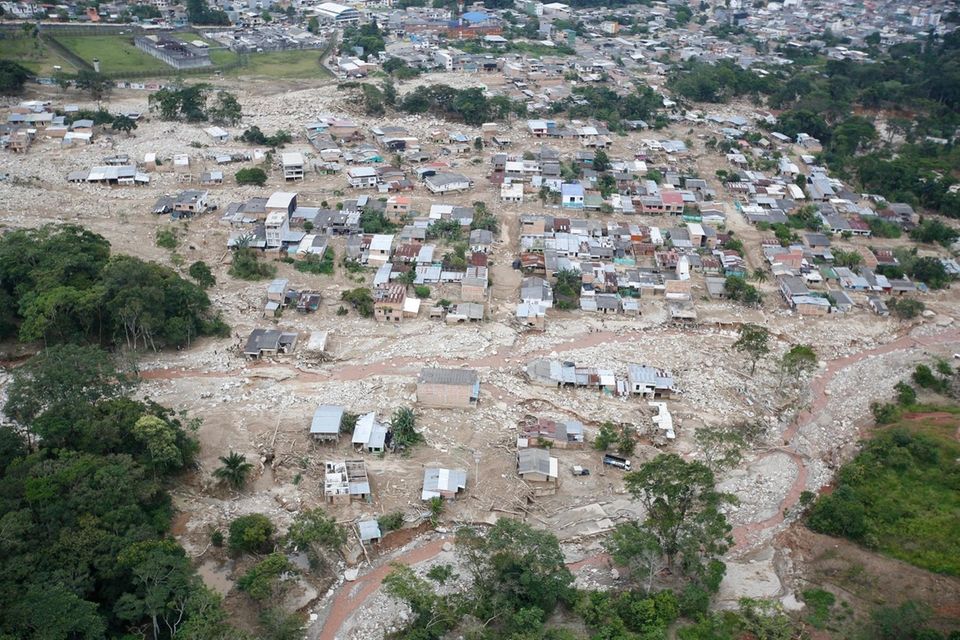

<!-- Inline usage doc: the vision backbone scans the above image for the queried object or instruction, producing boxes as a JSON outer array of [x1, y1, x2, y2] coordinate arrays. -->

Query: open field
[[54, 34, 170, 74], [225, 49, 334, 79], [0, 35, 77, 74]]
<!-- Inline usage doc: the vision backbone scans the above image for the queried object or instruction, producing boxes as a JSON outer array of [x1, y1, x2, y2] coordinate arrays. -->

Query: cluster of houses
[[1, 100, 108, 152]]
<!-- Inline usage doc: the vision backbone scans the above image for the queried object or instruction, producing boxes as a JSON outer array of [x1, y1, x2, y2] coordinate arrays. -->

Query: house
[[357, 519, 381, 544], [461, 266, 488, 302], [561, 183, 584, 209], [501, 181, 524, 203], [373, 283, 406, 322], [626, 365, 676, 398], [324, 460, 370, 504], [517, 448, 558, 488], [421, 467, 467, 500], [205, 126, 229, 143], [281, 152, 305, 181], [367, 234, 394, 264], [347, 166, 379, 188], [425, 172, 472, 194], [868, 295, 889, 316], [469, 229, 494, 253], [310, 405, 344, 443], [521, 276, 553, 307], [242, 329, 298, 359], [172, 189, 209, 217], [516, 302, 547, 330], [385, 195, 411, 221], [417, 368, 480, 408], [351, 412, 388, 453]]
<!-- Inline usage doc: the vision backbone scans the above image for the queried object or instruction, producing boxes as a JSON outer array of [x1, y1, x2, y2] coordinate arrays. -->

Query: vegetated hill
[[807, 406, 960, 577]]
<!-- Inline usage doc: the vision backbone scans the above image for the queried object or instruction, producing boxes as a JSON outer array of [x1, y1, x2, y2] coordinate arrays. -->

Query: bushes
[[229, 514, 275, 554], [341, 288, 373, 317], [723, 276, 762, 306], [236, 167, 268, 186], [155, 227, 178, 249], [188, 260, 215, 288], [239, 126, 292, 148], [294, 249, 334, 275], [229, 248, 277, 281]]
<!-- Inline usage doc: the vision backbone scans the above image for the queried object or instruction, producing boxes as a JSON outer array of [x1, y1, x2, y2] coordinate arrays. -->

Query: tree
[[593, 421, 618, 451], [186, 0, 230, 24], [132, 415, 185, 476], [237, 552, 297, 602], [75, 70, 111, 101], [229, 247, 276, 280], [111, 114, 137, 136], [214, 450, 254, 490], [592, 149, 611, 172], [116, 539, 198, 639], [0, 60, 31, 95], [456, 519, 574, 617], [286, 508, 345, 568], [341, 288, 373, 317], [5, 344, 129, 426], [888, 297, 924, 320], [391, 407, 423, 451], [779, 344, 817, 388], [228, 514, 275, 554], [383, 564, 460, 638], [188, 260, 215, 288], [694, 425, 747, 473], [611, 454, 734, 584], [733, 324, 770, 375], [723, 276, 762, 306], [236, 167, 268, 186], [208, 91, 242, 126], [307, 15, 319, 33]]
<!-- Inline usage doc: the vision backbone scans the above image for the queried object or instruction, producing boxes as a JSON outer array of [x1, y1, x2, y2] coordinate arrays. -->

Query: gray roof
[[627, 364, 674, 390], [243, 329, 282, 354], [311, 405, 344, 435], [421, 467, 467, 500], [418, 368, 478, 386], [358, 519, 381, 541], [517, 448, 554, 476]]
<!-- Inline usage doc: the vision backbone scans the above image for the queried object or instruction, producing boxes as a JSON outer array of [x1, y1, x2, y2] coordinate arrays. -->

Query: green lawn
[[225, 49, 333, 79], [0, 36, 76, 75], [54, 35, 169, 74], [807, 406, 960, 576]]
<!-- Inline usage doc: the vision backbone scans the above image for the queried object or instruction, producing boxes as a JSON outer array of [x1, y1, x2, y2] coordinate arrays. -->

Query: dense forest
[[0, 344, 242, 639], [0, 225, 228, 350]]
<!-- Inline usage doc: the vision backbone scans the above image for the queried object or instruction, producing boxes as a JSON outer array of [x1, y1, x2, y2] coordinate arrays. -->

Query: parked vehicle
[[602, 454, 631, 471], [571, 465, 590, 476]]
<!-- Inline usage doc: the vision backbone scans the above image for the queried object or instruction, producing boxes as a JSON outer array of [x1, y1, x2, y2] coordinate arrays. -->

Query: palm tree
[[213, 451, 253, 490], [752, 268, 768, 283]]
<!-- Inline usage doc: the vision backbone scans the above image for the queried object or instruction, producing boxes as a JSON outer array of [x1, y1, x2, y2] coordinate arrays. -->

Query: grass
[[0, 35, 76, 75], [225, 49, 333, 79], [54, 35, 169, 74], [806, 406, 960, 576]]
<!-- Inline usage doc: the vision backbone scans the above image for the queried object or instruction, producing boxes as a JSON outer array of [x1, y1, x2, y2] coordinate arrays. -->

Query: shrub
[[155, 227, 178, 250], [188, 260, 215, 288], [229, 248, 276, 280], [236, 167, 268, 186], [378, 511, 405, 532], [413, 285, 431, 298], [341, 288, 373, 317], [228, 514, 275, 554]]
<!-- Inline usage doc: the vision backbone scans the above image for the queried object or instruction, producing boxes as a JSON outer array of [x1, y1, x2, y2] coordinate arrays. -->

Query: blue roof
[[461, 11, 490, 22], [561, 183, 584, 197]]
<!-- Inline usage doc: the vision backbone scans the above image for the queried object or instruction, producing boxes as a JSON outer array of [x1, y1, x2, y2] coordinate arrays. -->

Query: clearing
[[53, 34, 170, 74]]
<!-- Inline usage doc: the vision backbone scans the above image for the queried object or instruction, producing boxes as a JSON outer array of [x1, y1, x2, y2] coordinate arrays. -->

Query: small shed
[[311, 405, 344, 443]]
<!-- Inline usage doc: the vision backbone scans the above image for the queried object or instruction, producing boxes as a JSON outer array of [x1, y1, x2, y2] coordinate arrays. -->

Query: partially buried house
[[421, 467, 467, 501]]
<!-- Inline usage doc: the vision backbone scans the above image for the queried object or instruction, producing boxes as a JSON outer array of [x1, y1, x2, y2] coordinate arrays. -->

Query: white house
[[501, 181, 524, 203], [347, 166, 379, 188], [425, 172, 472, 194]]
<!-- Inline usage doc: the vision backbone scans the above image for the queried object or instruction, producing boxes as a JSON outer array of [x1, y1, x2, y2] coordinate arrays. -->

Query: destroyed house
[[324, 460, 370, 504], [242, 329, 298, 359], [520, 417, 584, 449]]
